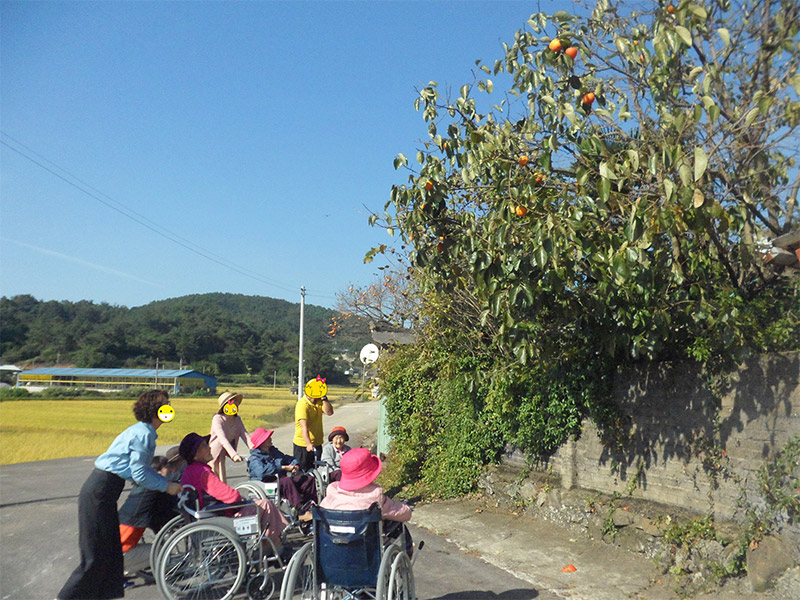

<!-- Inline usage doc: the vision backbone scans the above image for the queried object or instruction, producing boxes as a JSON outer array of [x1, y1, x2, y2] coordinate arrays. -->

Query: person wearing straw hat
[[320, 448, 411, 522], [209, 391, 253, 484]]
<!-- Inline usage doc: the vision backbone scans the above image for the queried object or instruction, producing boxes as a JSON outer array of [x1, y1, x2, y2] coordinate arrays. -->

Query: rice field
[[0, 384, 356, 465]]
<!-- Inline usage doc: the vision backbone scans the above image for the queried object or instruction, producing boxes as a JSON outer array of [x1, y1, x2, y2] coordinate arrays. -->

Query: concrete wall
[[507, 352, 800, 535]]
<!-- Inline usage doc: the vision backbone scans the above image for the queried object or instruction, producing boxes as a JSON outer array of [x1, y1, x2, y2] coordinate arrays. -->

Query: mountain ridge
[[0, 292, 370, 382]]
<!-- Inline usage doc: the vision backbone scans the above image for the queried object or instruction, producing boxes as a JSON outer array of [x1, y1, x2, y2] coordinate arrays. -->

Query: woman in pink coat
[[179, 432, 287, 550], [209, 391, 252, 483], [320, 448, 411, 522]]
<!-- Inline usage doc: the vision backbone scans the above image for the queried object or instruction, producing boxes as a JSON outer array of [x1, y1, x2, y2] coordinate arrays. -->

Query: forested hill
[[0, 293, 370, 382]]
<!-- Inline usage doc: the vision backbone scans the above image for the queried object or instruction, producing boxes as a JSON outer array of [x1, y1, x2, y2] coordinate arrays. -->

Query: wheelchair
[[242, 460, 333, 521], [279, 503, 419, 600], [152, 485, 288, 600]]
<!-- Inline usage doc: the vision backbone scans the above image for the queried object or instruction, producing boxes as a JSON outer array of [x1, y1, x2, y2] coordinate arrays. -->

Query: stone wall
[[506, 352, 800, 550]]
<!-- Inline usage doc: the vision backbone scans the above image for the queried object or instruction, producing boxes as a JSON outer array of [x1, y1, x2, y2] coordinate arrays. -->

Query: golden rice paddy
[[0, 385, 355, 465]]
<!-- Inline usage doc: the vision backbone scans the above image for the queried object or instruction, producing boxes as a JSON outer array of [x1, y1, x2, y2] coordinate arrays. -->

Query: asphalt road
[[0, 400, 544, 600]]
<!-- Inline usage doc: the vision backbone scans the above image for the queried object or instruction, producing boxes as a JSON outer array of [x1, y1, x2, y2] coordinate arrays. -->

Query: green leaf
[[717, 28, 730, 47], [694, 146, 708, 182], [393, 154, 408, 170], [599, 161, 617, 180], [744, 108, 759, 126], [688, 5, 707, 20], [675, 26, 693, 47], [624, 217, 643, 243], [648, 154, 658, 175], [758, 95, 772, 115], [534, 244, 548, 267], [598, 177, 611, 202], [693, 188, 705, 208], [626, 149, 639, 172], [664, 178, 675, 201], [486, 79, 494, 93]]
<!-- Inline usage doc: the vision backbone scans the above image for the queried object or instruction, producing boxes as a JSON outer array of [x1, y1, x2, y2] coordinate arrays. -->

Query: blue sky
[[1, 0, 568, 309]]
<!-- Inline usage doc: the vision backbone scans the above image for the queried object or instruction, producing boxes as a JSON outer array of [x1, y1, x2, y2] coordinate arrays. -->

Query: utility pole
[[297, 286, 306, 400]]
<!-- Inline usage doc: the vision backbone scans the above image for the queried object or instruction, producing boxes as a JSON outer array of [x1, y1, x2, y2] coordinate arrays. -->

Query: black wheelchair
[[279, 503, 420, 600]]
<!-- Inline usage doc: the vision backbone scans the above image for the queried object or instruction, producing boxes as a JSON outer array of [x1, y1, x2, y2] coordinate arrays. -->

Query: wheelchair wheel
[[247, 573, 276, 600], [156, 520, 247, 600], [236, 481, 270, 501], [310, 468, 329, 503], [149, 515, 185, 573], [279, 541, 315, 600], [386, 551, 414, 600], [376, 543, 414, 600]]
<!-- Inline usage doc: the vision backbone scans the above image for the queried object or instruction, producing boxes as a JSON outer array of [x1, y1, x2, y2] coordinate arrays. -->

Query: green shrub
[[0, 387, 31, 399]]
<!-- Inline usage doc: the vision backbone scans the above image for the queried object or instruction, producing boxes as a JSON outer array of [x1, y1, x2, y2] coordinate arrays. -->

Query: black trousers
[[293, 443, 322, 472], [58, 469, 125, 599]]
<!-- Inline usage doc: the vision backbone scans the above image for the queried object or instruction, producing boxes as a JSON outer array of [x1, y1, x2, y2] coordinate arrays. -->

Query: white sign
[[360, 343, 380, 365]]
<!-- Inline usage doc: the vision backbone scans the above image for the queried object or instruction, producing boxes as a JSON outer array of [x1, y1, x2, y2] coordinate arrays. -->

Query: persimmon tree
[[373, 0, 799, 366], [369, 0, 800, 496]]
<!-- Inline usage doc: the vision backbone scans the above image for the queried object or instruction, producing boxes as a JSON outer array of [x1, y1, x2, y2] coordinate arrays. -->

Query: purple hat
[[339, 448, 382, 491], [251, 428, 274, 449], [179, 433, 210, 463]]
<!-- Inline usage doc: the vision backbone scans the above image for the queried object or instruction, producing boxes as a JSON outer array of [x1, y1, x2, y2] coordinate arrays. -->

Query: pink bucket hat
[[339, 448, 382, 491], [250, 427, 274, 449]]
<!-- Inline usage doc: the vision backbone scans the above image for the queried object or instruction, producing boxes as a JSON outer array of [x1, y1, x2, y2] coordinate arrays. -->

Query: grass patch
[[0, 384, 356, 465]]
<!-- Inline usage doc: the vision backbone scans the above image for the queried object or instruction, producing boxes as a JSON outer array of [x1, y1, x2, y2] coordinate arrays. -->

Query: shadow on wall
[[598, 353, 799, 489]]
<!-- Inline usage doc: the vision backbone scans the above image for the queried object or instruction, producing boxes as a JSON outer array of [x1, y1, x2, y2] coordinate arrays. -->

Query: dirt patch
[[476, 463, 798, 599]]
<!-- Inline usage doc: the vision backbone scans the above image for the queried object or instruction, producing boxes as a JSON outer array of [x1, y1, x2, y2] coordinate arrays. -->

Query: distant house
[[17, 367, 217, 395]]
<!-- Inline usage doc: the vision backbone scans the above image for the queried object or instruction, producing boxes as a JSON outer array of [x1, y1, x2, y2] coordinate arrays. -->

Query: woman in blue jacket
[[248, 427, 316, 519], [57, 390, 181, 599]]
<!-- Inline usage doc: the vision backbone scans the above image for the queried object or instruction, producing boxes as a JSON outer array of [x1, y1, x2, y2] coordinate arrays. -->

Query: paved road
[[0, 400, 542, 600]]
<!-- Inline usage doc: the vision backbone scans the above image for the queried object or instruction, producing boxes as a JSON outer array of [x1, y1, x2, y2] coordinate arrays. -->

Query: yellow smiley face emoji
[[157, 405, 175, 423], [304, 376, 328, 399], [222, 402, 238, 416]]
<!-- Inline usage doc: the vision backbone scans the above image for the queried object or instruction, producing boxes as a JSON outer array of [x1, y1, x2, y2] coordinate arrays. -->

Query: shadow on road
[[0, 494, 80, 509], [427, 590, 539, 599]]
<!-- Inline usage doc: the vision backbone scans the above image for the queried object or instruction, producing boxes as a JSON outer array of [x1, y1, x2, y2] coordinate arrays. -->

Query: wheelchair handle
[[177, 487, 254, 519]]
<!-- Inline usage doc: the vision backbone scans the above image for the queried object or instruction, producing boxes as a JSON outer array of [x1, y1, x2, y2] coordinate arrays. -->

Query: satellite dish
[[360, 343, 380, 365]]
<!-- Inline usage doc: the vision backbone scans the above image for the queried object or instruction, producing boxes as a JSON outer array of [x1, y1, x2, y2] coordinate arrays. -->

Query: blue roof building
[[18, 367, 217, 395]]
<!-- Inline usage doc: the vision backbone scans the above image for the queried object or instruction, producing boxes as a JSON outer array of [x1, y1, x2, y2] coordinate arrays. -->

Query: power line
[[0, 132, 338, 301]]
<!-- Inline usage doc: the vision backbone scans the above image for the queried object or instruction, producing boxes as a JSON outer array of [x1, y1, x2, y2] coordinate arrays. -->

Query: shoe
[[278, 546, 294, 563], [137, 569, 155, 585]]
